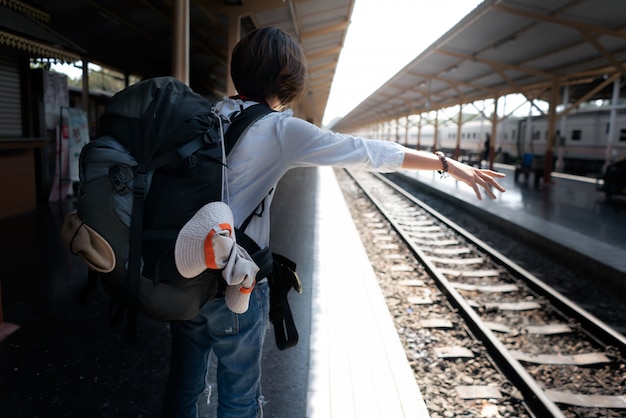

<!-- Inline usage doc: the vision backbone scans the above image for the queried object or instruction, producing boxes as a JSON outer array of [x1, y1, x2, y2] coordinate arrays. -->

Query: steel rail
[[347, 169, 567, 418], [374, 172, 626, 355]]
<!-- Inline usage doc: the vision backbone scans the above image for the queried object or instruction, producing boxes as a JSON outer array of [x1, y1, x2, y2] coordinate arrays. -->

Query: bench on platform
[[515, 156, 545, 188]]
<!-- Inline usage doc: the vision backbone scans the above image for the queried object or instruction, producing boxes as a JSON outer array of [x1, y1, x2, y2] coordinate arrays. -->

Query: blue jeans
[[163, 281, 270, 418]]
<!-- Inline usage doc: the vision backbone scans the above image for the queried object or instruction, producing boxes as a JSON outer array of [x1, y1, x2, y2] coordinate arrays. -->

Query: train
[[404, 106, 626, 176], [69, 82, 625, 177]]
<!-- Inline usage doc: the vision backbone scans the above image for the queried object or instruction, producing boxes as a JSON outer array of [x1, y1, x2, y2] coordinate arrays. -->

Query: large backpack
[[61, 77, 274, 341]]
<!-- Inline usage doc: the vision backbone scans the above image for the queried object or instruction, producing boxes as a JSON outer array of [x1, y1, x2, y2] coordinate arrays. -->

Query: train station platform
[[395, 163, 626, 293], [0, 167, 429, 418]]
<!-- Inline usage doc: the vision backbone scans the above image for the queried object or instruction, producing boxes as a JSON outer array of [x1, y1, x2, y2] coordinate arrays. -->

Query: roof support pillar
[[81, 59, 89, 112], [543, 77, 560, 184], [555, 86, 569, 172], [489, 97, 499, 170], [523, 101, 533, 157], [393, 118, 400, 143], [416, 115, 422, 150], [455, 104, 463, 159], [172, 0, 190, 84], [433, 111, 439, 152], [604, 76, 621, 173], [404, 116, 410, 147]]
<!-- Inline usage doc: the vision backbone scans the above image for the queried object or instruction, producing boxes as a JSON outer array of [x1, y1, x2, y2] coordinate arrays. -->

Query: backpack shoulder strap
[[222, 104, 301, 349], [224, 104, 275, 155]]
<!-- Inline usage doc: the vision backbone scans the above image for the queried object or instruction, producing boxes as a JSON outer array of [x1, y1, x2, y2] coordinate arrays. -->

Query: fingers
[[483, 183, 497, 199], [471, 171, 504, 199], [476, 169, 506, 194], [472, 184, 483, 201], [449, 162, 505, 199], [474, 175, 496, 200], [483, 169, 506, 178], [482, 174, 506, 193], [491, 182, 506, 193]]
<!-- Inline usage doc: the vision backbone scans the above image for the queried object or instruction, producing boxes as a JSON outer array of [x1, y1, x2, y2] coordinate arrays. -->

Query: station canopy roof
[[0, 3, 84, 63], [332, 0, 626, 133], [14, 0, 356, 125]]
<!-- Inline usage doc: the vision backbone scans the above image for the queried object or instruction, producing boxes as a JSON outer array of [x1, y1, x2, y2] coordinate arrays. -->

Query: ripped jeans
[[163, 281, 270, 418]]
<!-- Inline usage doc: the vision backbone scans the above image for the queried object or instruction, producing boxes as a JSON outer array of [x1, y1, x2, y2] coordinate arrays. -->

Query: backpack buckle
[[182, 154, 198, 168], [109, 165, 134, 195], [133, 171, 149, 197]]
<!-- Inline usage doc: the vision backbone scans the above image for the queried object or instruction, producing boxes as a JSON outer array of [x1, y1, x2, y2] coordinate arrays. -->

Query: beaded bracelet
[[435, 151, 449, 179]]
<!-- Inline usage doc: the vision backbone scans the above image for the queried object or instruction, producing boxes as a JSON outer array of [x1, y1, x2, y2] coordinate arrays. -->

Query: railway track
[[339, 168, 626, 418]]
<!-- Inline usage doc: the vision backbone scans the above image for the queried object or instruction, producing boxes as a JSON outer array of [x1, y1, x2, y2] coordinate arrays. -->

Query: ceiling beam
[[578, 29, 626, 79], [437, 49, 554, 80], [493, 4, 626, 40]]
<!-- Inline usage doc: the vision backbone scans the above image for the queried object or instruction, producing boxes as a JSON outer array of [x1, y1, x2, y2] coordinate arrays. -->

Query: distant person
[[162, 26, 506, 418], [496, 146, 503, 162], [483, 133, 491, 162]]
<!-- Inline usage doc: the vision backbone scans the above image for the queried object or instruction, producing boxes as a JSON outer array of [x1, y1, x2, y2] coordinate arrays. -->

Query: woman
[[163, 26, 505, 418]]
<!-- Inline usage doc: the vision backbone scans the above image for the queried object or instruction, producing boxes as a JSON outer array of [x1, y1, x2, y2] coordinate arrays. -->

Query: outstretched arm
[[401, 149, 506, 200]]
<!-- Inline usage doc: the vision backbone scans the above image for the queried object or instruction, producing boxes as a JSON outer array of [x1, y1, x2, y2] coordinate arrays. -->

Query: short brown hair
[[231, 27, 307, 106]]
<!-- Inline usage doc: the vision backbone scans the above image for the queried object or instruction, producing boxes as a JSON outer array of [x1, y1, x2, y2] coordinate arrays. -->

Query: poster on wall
[[49, 108, 89, 201], [49, 125, 70, 202], [43, 70, 69, 130], [68, 108, 89, 182]]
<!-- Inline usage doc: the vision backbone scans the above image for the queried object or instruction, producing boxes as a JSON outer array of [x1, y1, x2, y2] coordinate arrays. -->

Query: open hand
[[447, 160, 506, 200]]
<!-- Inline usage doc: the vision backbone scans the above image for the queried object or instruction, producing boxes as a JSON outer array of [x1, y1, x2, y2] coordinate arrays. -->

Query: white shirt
[[216, 98, 405, 248]]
